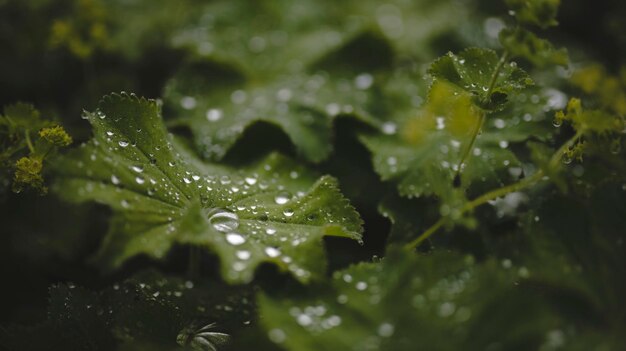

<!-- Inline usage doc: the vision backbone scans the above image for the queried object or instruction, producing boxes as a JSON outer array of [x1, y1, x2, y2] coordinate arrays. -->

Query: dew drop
[[226, 233, 246, 246], [206, 108, 223, 122], [265, 247, 281, 258], [436, 116, 446, 130], [135, 176, 145, 185], [111, 175, 120, 185], [283, 209, 295, 217], [355, 73, 374, 90], [274, 191, 291, 205], [236, 250, 251, 260], [180, 96, 197, 110], [382, 121, 397, 135], [268, 329, 286, 343], [378, 323, 395, 337], [118, 140, 129, 148], [208, 209, 239, 232]]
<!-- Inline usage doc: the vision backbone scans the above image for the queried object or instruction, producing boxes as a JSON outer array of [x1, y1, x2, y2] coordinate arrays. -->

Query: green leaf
[[165, 69, 381, 163], [500, 27, 569, 67], [505, 0, 561, 29], [360, 81, 528, 225], [259, 249, 565, 351], [53, 93, 362, 283], [429, 48, 534, 111]]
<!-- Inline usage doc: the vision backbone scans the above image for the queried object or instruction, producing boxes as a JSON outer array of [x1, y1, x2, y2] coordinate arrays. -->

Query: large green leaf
[[53, 93, 362, 283], [259, 249, 566, 351]]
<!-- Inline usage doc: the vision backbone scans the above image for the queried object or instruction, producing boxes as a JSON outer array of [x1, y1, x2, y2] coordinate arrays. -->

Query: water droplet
[[231, 90, 247, 104], [382, 121, 397, 135], [356, 281, 368, 291], [493, 118, 506, 129], [277, 88, 292, 101], [206, 108, 223, 122], [274, 191, 291, 205], [438, 302, 456, 317], [236, 250, 251, 260], [111, 175, 120, 185], [245, 177, 257, 185], [180, 96, 197, 110], [296, 314, 313, 326], [355, 73, 374, 90], [208, 209, 239, 232], [265, 247, 281, 258], [131, 165, 143, 173], [118, 140, 129, 148], [266, 228, 276, 235], [378, 323, 395, 337], [436, 116, 446, 130], [552, 118, 562, 128], [226, 233, 246, 246], [268, 329, 286, 343], [499, 140, 509, 149], [283, 209, 295, 217], [135, 176, 145, 185]]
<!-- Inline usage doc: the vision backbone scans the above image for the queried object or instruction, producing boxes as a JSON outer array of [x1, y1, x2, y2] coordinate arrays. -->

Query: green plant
[[1, 0, 625, 350]]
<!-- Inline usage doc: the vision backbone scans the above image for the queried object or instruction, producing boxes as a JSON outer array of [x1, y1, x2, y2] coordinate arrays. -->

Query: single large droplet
[[118, 140, 129, 148], [226, 233, 246, 246], [274, 191, 291, 205], [208, 209, 239, 232]]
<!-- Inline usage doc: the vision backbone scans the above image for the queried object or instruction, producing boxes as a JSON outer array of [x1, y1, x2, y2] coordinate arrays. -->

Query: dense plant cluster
[[1, 0, 625, 350]]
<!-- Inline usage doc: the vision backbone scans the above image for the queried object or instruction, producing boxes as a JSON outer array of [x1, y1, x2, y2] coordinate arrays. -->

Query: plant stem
[[453, 51, 510, 183], [404, 171, 544, 250], [24, 130, 35, 153], [483, 51, 510, 105], [405, 129, 583, 251]]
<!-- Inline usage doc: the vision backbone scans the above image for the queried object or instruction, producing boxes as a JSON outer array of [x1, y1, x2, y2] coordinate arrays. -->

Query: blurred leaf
[[260, 249, 565, 351], [505, 0, 560, 29], [499, 27, 569, 67]]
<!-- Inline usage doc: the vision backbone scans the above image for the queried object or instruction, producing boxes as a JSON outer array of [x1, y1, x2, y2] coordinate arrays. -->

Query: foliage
[[1, 0, 625, 350]]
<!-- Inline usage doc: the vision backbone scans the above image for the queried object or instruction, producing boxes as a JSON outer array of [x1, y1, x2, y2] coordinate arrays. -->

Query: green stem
[[453, 51, 510, 183], [483, 51, 510, 105], [24, 130, 35, 153], [405, 129, 583, 251], [404, 171, 544, 250]]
